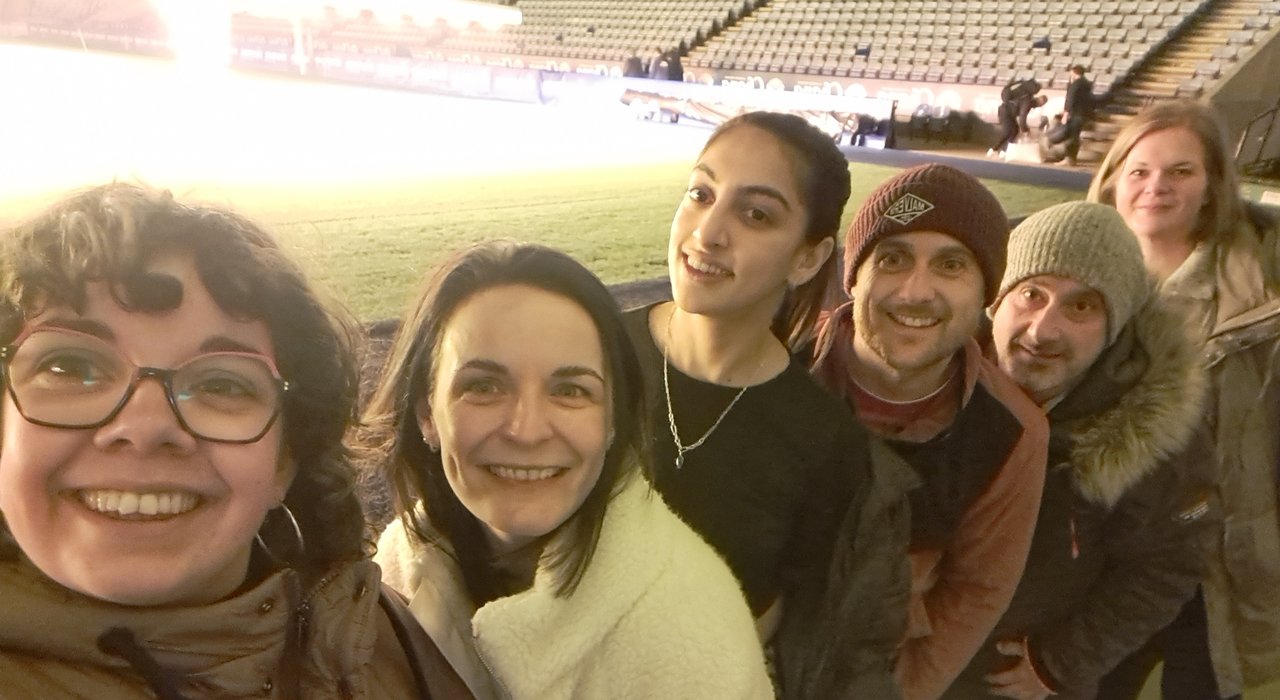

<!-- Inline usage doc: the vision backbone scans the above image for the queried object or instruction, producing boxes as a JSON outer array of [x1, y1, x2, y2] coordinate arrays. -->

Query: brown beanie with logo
[[844, 163, 1010, 304]]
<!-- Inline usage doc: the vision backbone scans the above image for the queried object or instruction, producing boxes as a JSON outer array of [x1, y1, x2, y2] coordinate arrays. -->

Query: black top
[[623, 304, 870, 615]]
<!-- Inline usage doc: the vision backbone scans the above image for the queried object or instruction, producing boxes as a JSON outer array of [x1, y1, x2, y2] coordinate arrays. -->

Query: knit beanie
[[996, 201, 1151, 344], [844, 163, 1009, 304]]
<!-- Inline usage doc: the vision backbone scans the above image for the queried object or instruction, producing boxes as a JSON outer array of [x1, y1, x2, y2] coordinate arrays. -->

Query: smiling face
[[0, 253, 292, 606], [668, 124, 833, 327], [849, 231, 985, 393], [1113, 126, 1209, 246], [418, 284, 610, 552], [992, 275, 1109, 405]]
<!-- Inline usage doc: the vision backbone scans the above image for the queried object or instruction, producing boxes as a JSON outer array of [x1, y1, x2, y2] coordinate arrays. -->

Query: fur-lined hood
[[1051, 297, 1207, 509]]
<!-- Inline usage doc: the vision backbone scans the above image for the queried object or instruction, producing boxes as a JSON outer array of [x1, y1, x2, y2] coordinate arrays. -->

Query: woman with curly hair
[[0, 183, 459, 699]]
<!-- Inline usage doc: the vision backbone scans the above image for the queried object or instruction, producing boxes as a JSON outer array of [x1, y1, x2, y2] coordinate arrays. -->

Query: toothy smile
[[79, 490, 200, 517], [684, 254, 731, 277], [487, 465, 565, 482], [888, 312, 940, 328]]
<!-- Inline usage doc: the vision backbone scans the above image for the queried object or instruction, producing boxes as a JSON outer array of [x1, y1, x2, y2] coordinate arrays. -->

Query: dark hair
[[699, 111, 853, 349], [1070, 64, 1086, 75], [363, 241, 647, 604], [0, 183, 366, 577], [1087, 99, 1243, 245]]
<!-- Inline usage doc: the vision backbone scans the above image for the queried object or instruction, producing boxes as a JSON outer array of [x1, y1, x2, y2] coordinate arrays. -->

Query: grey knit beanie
[[996, 201, 1151, 344]]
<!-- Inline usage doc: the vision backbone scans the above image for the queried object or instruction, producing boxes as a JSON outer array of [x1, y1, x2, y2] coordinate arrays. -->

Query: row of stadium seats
[[21, 0, 1278, 113]]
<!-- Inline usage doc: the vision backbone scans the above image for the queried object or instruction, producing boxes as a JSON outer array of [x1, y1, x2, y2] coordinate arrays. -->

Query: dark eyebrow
[[199, 335, 270, 356], [459, 359, 507, 375], [30, 318, 116, 340], [458, 360, 605, 384], [694, 162, 719, 181], [1062, 287, 1105, 305], [554, 366, 606, 383], [1128, 159, 1196, 169], [934, 244, 978, 261], [694, 163, 792, 212]]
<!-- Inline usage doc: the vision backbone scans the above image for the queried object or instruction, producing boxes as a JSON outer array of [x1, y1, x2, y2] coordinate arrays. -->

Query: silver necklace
[[663, 359, 748, 469], [661, 308, 754, 470]]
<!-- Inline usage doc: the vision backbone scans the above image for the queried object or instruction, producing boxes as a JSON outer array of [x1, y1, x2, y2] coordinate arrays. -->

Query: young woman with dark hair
[[624, 111, 912, 698]]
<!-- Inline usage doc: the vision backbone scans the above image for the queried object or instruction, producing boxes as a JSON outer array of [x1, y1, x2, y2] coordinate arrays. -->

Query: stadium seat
[[1211, 45, 1239, 61], [928, 105, 953, 141], [1194, 60, 1222, 78], [1176, 77, 1204, 96], [1228, 29, 1259, 45]]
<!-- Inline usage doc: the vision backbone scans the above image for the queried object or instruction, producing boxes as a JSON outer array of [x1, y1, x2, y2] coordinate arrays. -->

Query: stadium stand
[[436, 0, 760, 63], [21, 0, 166, 54]]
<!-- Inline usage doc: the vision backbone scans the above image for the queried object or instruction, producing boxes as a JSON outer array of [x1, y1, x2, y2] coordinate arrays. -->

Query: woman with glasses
[[0, 183, 463, 699], [367, 241, 772, 699]]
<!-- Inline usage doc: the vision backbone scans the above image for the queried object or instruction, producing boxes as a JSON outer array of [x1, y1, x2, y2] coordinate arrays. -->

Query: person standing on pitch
[[809, 163, 1049, 700], [945, 201, 1215, 700]]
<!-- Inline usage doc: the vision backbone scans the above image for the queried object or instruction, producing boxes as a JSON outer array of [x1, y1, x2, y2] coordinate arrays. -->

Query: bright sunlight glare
[[0, 44, 711, 212], [153, 0, 231, 75]]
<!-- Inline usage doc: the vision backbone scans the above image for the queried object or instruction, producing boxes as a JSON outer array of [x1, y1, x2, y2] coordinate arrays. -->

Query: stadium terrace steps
[[1083, 0, 1280, 160]]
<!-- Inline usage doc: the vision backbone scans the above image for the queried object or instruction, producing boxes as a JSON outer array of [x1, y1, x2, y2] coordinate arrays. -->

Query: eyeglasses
[[0, 327, 290, 444]]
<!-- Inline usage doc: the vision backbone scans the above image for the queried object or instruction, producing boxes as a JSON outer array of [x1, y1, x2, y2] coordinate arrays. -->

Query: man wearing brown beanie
[[809, 163, 1049, 700], [943, 202, 1214, 700]]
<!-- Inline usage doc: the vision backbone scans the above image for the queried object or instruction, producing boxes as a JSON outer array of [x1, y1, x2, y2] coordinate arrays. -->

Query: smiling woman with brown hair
[[367, 241, 771, 699], [1089, 99, 1280, 700]]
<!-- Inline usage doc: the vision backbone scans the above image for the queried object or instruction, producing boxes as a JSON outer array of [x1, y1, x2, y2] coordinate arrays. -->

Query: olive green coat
[[1162, 205, 1280, 696]]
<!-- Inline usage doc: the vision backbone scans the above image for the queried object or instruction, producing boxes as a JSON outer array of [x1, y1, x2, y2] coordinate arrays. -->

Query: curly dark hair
[[362, 241, 649, 605], [0, 183, 366, 578]]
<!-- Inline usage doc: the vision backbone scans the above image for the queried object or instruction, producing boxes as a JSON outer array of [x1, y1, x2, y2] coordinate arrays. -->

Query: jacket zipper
[[473, 632, 513, 700]]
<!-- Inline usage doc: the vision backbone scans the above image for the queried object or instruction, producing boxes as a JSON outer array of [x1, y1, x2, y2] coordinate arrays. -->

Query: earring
[[422, 435, 439, 453], [255, 502, 306, 564]]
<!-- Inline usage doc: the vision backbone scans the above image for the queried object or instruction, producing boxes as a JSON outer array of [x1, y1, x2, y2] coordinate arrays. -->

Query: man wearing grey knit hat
[[948, 201, 1216, 700], [809, 163, 1049, 700]]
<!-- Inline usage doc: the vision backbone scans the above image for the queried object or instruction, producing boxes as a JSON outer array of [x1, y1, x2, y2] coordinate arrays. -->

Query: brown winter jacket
[[811, 310, 1049, 700], [0, 557, 456, 699], [1161, 204, 1280, 696]]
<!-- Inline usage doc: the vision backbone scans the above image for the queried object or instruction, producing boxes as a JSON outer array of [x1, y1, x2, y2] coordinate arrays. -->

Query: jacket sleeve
[[895, 409, 1049, 700], [779, 437, 914, 699], [1016, 100, 1033, 132], [1030, 433, 1216, 693]]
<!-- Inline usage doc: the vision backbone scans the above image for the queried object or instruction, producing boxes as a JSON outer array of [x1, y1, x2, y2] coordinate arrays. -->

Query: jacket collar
[[404, 469, 669, 700], [0, 557, 382, 696], [1049, 297, 1206, 508], [469, 471, 668, 697]]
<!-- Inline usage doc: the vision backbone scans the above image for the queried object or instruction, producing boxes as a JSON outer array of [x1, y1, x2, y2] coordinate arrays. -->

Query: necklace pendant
[[675, 453, 685, 469]]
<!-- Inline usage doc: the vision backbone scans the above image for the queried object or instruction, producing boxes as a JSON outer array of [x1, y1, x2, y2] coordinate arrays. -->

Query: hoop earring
[[255, 502, 306, 564]]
